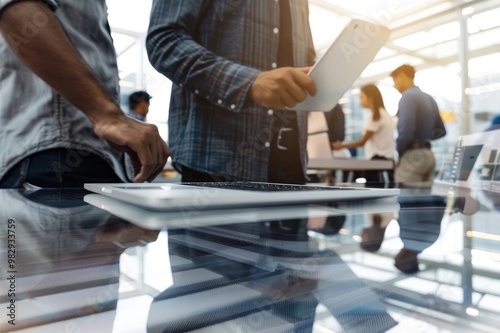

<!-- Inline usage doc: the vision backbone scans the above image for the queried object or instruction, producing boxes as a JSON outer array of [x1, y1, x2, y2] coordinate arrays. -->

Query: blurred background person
[[390, 64, 446, 187], [332, 84, 395, 184], [128, 90, 152, 122]]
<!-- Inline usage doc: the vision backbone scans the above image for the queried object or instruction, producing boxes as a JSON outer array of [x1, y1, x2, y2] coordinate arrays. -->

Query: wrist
[[86, 98, 122, 125], [91, 104, 126, 138], [248, 73, 262, 103]]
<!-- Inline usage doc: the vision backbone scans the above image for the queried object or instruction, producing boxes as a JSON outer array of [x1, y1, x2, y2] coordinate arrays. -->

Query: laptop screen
[[435, 129, 500, 193]]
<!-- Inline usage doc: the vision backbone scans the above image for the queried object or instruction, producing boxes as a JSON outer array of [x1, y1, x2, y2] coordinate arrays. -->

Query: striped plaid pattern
[[147, 0, 315, 181]]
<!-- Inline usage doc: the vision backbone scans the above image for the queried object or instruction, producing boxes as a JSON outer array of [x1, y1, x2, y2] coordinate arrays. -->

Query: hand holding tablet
[[290, 19, 391, 112]]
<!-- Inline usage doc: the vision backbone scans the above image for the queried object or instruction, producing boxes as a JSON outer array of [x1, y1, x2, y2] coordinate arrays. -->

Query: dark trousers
[[0, 148, 121, 188], [364, 155, 394, 185], [181, 166, 229, 182]]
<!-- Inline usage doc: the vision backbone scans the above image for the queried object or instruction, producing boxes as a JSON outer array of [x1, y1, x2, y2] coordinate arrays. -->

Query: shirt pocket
[[213, 0, 245, 20]]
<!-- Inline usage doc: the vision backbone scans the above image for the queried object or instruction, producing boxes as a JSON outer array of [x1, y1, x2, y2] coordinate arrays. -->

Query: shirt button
[[230, 104, 236, 110], [218, 99, 223, 104], [194, 89, 199, 94], [179, 83, 183, 88], [268, 109, 273, 115], [271, 62, 277, 69], [273, 27, 279, 34], [264, 142, 270, 148]]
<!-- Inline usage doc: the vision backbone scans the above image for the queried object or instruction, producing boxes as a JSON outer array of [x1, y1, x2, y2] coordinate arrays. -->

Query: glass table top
[[0, 187, 499, 333]]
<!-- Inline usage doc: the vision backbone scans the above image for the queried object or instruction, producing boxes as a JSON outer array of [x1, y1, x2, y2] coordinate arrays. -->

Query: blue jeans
[[0, 148, 121, 188]]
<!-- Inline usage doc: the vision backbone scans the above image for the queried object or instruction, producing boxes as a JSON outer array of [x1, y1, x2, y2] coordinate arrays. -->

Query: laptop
[[84, 181, 399, 212], [434, 129, 500, 192], [290, 18, 391, 112], [432, 129, 500, 213]]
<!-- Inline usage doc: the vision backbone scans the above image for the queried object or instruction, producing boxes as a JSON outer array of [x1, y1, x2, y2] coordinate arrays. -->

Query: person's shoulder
[[128, 111, 145, 121], [404, 86, 422, 96], [379, 107, 390, 115], [411, 86, 436, 100], [402, 86, 428, 102], [379, 108, 392, 120], [418, 88, 439, 106]]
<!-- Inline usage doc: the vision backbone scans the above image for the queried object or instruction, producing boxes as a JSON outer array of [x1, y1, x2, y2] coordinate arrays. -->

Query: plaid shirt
[[147, 0, 315, 181]]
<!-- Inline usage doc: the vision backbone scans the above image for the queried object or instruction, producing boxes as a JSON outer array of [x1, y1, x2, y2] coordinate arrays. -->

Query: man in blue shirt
[[146, 0, 316, 183], [390, 64, 446, 186]]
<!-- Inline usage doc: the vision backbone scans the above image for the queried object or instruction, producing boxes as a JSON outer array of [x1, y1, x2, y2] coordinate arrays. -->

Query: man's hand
[[249, 67, 316, 110], [93, 113, 170, 183], [0, 2, 170, 183]]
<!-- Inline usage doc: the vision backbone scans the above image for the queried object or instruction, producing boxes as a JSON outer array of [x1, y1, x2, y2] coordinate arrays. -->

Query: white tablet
[[292, 18, 390, 112]]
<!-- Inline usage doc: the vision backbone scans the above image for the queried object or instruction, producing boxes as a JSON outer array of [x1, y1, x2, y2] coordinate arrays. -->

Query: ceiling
[[107, 0, 500, 85], [308, 0, 500, 84]]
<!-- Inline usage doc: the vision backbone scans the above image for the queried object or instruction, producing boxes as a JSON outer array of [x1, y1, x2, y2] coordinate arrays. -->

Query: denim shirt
[[0, 0, 130, 182], [147, 0, 315, 181]]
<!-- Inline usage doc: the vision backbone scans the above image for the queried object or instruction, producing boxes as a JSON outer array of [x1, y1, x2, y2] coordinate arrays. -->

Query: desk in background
[[308, 157, 394, 171], [308, 157, 395, 183]]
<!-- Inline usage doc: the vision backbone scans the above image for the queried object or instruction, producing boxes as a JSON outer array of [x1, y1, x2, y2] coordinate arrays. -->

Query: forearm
[[147, 33, 258, 110], [338, 140, 363, 150], [335, 130, 371, 150], [0, 1, 120, 123], [146, 1, 259, 112]]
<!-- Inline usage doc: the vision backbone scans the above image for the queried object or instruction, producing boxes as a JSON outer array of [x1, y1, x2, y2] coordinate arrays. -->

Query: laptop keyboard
[[182, 182, 367, 192]]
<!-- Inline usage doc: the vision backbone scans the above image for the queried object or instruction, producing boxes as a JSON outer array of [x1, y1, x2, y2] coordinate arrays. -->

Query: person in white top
[[332, 84, 395, 184]]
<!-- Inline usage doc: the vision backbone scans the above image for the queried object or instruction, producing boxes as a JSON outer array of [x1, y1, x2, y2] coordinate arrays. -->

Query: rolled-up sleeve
[[0, 0, 58, 13]]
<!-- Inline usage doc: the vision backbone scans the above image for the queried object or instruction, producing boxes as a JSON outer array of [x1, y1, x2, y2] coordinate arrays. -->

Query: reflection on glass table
[[0, 189, 159, 332], [147, 220, 397, 332], [0, 188, 499, 332], [321, 189, 500, 333]]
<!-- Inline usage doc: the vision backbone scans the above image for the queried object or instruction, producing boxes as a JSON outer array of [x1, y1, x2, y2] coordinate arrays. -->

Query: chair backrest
[[307, 111, 334, 159]]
